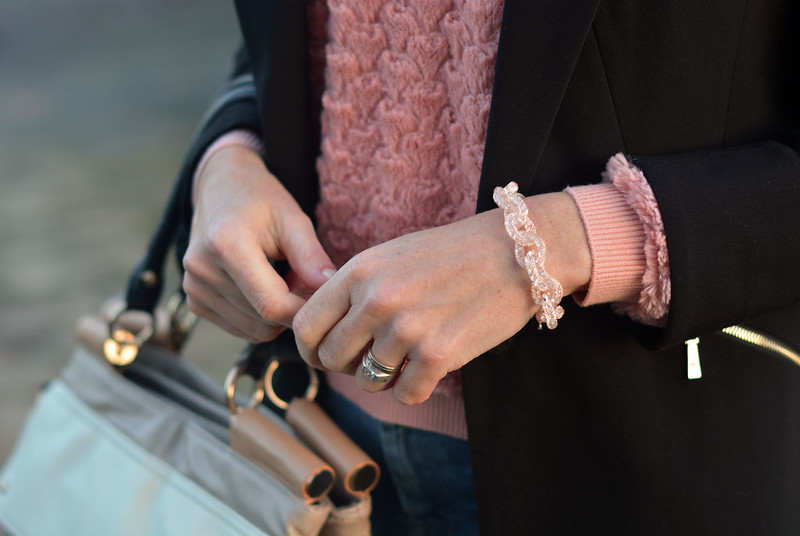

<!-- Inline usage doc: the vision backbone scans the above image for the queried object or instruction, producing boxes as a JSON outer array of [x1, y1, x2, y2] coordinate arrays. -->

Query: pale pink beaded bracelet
[[493, 182, 564, 330]]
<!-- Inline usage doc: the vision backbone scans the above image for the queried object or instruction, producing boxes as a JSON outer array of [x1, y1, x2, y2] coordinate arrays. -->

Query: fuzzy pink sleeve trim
[[192, 130, 264, 206], [566, 153, 671, 326]]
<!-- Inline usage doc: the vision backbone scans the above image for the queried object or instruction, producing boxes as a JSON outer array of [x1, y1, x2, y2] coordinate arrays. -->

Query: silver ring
[[360, 348, 401, 384]]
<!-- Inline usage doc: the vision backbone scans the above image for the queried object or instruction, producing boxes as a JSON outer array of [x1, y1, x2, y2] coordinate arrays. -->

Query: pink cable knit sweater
[[312, 0, 503, 268], [315, 0, 504, 440], [197, 0, 670, 440]]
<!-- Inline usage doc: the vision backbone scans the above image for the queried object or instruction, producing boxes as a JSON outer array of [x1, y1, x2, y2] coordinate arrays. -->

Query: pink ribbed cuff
[[565, 153, 670, 326], [326, 371, 468, 440], [192, 129, 264, 206], [567, 183, 646, 306]]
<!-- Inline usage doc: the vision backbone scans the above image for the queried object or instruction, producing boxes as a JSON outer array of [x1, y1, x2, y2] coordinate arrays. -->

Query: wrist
[[193, 131, 264, 207], [493, 184, 591, 329], [194, 143, 266, 205], [522, 192, 592, 297]]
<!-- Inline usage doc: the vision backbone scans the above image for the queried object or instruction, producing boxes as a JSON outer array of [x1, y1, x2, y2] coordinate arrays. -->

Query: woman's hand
[[292, 192, 591, 405], [183, 145, 336, 342]]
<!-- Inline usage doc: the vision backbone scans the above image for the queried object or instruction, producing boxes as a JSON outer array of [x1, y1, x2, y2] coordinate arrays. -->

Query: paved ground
[[0, 0, 249, 463]]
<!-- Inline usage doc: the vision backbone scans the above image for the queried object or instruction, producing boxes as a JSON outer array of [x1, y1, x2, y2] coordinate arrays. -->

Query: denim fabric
[[316, 387, 479, 536]]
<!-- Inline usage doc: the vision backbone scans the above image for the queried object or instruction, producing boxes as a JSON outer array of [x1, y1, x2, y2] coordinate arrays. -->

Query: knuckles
[[291, 307, 319, 360], [252, 295, 284, 324], [290, 211, 316, 237], [360, 286, 404, 319], [181, 245, 206, 277], [290, 305, 312, 341], [345, 251, 378, 282], [416, 338, 453, 368], [316, 343, 342, 372], [205, 224, 242, 261], [392, 383, 431, 406], [344, 250, 417, 322], [182, 223, 239, 276], [385, 317, 420, 348], [291, 310, 329, 370], [344, 251, 394, 299], [184, 295, 207, 319]]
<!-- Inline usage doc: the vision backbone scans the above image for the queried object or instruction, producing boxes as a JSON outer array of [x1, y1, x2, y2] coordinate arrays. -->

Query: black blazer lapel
[[476, 0, 601, 213], [234, 0, 599, 215], [234, 0, 319, 215]]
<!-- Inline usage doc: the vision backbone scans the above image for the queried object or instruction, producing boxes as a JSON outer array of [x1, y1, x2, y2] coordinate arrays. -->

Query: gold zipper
[[685, 325, 800, 380], [720, 325, 800, 366]]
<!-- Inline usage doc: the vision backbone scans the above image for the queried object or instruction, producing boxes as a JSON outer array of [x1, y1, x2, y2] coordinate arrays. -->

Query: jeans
[[316, 387, 479, 536]]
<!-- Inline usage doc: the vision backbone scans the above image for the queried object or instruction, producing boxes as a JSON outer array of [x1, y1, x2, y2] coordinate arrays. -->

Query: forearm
[[172, 45, 261, 265]]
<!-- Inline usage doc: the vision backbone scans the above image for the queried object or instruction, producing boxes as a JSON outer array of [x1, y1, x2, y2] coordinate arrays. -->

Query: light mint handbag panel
[[0, 380, 265, 536], [0, 349, 331, 536]]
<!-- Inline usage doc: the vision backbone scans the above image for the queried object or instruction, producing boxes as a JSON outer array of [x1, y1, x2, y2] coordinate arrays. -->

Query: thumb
[[284, 270, 316, 300], [278, 215, 337, 291]]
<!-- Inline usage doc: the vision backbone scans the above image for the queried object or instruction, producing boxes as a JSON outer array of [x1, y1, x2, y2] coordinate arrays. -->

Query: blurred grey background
[[1, 0, 249, 462]]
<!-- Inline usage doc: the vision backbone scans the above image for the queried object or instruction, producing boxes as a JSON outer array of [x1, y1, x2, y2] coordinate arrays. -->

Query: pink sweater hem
[[326, 371, 469, 440]]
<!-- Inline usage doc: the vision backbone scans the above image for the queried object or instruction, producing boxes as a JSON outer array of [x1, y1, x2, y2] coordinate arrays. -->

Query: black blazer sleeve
[[589, 2, 800, 350], [633, 143, 800, 350]]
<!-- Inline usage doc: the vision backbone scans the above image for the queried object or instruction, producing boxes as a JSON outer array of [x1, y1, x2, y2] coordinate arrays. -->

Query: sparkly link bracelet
[[493, 182, 564, 330]]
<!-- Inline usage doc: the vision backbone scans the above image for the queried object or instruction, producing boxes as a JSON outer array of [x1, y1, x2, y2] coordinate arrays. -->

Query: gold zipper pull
[[685, 337, 702, 380]]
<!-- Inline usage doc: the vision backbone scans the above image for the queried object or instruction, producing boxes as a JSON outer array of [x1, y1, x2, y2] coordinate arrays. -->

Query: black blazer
[[173, 1, 800, 533]]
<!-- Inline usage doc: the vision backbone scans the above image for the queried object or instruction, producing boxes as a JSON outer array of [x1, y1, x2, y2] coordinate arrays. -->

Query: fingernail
[[322, 268, 337, 280]]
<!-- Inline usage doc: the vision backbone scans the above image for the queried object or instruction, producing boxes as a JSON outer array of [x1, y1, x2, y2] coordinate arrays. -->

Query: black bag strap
[[120, 168, 296, 383], [124, 171, 186, 314]]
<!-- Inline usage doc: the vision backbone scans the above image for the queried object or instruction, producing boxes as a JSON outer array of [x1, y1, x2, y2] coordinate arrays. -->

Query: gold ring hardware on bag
[[103, 305, 154, 368], [263, 359, 381, 498], [224, 365, 266, 414], [225, 361, 336, 503], [265, 360, 320, 410], [165, 291, 198, 350]]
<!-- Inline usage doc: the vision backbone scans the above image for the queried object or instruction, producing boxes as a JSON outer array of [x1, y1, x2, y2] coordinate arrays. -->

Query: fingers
[[183, 258, 264, 322], [184, 230, 303, 340], [292, 270, 354, 370], [296, 296, 448, 403], [353, 311, 427, 390], [294, 269, 430, 398], [276, 211, 337, 291], [185, 295, 284, 343], [187, 145, 338, 342], [293, 250, 446, 403], [183, 275, 284, 342], [354, 339, 407, 394], [293, 251, 411, 373], [224, 241, 308, 326], [389, 349, 447, 405]]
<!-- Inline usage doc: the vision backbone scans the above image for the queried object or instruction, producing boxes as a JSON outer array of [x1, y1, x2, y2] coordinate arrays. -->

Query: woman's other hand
[[183, 145, 336, 342], [292, 192, 591, 404]]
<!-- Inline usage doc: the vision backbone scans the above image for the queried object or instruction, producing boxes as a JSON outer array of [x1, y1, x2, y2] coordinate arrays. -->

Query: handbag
[[0, 175, 378, 536]]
